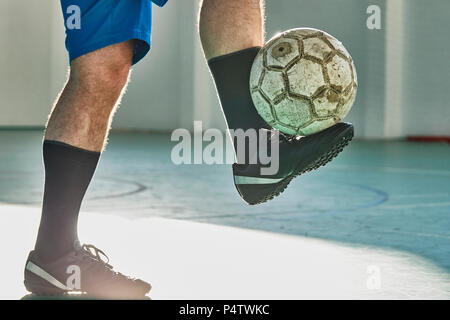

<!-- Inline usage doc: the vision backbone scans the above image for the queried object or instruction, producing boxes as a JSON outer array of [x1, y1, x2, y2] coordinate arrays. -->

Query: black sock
[[208, 47, 269, 133], [34, 140, 100, 261]]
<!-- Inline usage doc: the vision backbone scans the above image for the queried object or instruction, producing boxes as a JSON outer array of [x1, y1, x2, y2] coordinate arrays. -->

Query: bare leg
[[199, 0, 265, 60], [45, 40, 135, 152]]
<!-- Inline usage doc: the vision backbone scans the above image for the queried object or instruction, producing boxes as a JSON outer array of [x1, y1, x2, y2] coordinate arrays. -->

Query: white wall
[[402, 0, 450, 136], [0, 0, 55, 127], [0, 0, 449, 137]]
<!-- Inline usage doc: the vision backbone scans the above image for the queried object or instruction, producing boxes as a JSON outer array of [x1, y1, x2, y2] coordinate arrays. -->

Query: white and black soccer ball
[[250, 28, 358, 136]]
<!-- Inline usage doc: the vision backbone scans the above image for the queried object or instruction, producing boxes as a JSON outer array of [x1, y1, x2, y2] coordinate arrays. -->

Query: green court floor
[[1, 130, 449, 274]]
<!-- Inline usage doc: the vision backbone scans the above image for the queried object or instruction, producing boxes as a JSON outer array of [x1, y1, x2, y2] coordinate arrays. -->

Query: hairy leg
[[45, 40, 135, 152], [199, 0, 265, 60], [34, 41, 135, 260]]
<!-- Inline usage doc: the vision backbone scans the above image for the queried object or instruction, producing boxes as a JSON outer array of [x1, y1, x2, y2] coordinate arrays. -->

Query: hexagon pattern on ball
[[250, 28, 357, 136]]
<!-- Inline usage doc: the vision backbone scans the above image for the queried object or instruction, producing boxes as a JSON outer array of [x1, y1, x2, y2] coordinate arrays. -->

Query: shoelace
[[263, 129, 301, 145], [81, 244, 113, 269]]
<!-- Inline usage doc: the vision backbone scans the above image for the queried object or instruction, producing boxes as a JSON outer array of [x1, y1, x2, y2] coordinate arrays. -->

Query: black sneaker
[[233, 122, 354, 205], [24, 241, 151, 299]]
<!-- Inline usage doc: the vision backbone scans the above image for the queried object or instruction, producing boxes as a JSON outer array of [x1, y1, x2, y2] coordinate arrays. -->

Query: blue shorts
[[60, 0, 168, 65]]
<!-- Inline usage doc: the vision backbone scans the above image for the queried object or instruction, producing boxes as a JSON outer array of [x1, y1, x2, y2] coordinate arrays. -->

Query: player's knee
[[71, 61, 130, 95], [97, 62, 131, 89], [69, 41, 135, 96]]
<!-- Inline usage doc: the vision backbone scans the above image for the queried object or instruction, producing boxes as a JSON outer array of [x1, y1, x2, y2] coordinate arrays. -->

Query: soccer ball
[[250, 28, 357, 136]]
